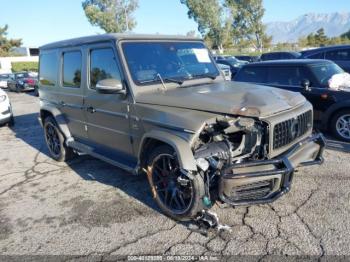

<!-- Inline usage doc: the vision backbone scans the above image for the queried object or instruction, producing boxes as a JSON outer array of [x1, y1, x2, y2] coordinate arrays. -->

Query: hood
[[136, 81, 306, 118]]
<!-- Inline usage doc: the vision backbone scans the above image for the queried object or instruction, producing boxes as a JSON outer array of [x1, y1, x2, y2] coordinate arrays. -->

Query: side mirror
[[96, 79, 126, 94], [301, 79, 311, 91]]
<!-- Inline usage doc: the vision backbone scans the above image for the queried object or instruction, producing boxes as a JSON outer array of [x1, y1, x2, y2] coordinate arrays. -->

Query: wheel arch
[[40, 105, 72, 141], [138, 130, 197, 172], [322, 101, 350, 130]]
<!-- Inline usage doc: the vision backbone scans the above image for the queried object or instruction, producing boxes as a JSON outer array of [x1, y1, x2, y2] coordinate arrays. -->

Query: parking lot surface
[[1, 91, 350, 258]]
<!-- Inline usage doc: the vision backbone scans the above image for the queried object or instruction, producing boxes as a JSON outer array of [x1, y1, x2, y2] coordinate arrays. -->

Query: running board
[[67, 140, 138, 175]]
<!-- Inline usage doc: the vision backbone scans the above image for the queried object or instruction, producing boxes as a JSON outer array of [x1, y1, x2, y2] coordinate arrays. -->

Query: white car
[[0, 89, 14, 126]]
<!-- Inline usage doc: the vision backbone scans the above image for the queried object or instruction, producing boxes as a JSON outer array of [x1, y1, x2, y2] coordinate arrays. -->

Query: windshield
[[122, 41, 220, 85], [310, 63, 344, 86]]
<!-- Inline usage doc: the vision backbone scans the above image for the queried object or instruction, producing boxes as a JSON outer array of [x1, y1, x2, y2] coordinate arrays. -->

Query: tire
[[146, 145, 205, 221], [7, 116, 14, 127], [330, 109, 350, 142], [15, 84, 20, 93], [34, 86, 39, 97], [43, 116, 74, 162]]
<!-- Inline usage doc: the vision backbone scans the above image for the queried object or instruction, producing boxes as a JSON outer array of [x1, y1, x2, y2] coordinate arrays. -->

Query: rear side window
[[267, 67, 301, 86], [307, 52, 324, 59], [62, 51, 82, 88], [90, 48, 121, 89], [325, 49, 350, 61], [235, 67, 267, 83], [40, 51, 57, 86]]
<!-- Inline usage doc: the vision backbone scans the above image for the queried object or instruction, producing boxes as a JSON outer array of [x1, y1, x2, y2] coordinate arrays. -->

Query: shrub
[[11, 62, 38, 72]]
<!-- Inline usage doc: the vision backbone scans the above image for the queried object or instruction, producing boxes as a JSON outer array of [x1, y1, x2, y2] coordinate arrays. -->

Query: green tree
[[315, 28, 328, 46], [82, 0, 139, 33], [180, 0, 232, 52], [0, 25, 22, 57], [226, 0, 269, 53]]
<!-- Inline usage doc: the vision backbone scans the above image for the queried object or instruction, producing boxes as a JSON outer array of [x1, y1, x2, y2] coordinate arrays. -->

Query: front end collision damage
[[188, 114, 325, 210]]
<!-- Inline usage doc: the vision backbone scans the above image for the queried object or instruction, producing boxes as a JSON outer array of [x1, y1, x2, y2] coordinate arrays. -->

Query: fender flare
[[322, 100, 350, 128], [40, 104, 72, 140], [139, 130, 197, 171]]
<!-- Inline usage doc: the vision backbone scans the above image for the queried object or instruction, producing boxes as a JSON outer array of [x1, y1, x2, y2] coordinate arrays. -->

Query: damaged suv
[[39, 34, 325, 221]]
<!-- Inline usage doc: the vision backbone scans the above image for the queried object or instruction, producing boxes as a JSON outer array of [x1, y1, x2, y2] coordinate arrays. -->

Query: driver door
[[83, 43, 135, 165]]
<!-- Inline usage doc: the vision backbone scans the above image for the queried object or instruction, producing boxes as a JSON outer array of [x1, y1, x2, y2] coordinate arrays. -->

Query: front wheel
[[331, 109, 350, 142], [146, 145, 205, 221], [43, 116, 74, 161]]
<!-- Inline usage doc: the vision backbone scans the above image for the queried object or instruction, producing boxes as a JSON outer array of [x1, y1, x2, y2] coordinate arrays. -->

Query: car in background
[[214, 55, 248, 78], [0, 74, 14, 89], [7, 72, 38, 93], [260, 51, 301, 61], [0, 88, 14, 126], [234, 59, 350, 142], [235, 55, 260, 63], [217, 63, 232, 80], [300, 45, 350, 73]]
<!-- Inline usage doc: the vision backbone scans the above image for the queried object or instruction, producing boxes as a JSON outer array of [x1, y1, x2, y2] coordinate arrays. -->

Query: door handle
[[60, 101, 66, 107], [86, 106, 96, 113]]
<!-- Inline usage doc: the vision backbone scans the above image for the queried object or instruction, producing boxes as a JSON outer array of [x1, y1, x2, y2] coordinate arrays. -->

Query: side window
[[267, 67, 301, 86], [62, 51, 82, 88], [235, 67, 267, 83], [308, 52, 324, 59], [39, 51, 58, 86], [90, 48, 121, 89], [325, 49, 350, 61]]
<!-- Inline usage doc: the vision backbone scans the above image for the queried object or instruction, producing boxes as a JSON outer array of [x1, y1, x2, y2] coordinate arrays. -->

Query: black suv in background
[[260, 51, 301, 61], [301, 45, 350, 73], [234, 59, 350, 142]]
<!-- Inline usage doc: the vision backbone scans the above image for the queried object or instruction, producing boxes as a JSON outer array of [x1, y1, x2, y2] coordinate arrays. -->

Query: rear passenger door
[[58, 49, 87, 140], [83, 43, 135, 165]]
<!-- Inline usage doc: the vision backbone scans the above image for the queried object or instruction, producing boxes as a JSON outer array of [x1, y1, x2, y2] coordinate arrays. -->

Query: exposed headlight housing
[[0, 95, 7, 102]]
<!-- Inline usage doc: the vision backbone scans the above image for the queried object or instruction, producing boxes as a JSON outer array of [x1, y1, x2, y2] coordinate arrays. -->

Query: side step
[[67, 140, 138, 175]]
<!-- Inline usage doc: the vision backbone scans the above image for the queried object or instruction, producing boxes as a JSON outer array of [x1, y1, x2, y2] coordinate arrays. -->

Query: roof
[[40, 33, 202, 50], [246, 59, 333, 66], [301, 45, 350, 55]]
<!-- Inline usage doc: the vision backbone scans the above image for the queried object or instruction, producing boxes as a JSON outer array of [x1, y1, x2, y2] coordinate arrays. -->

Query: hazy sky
[[1, 0, 349, 47]]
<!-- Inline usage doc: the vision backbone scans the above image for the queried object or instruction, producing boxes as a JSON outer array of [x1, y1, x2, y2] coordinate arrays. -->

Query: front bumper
[[219, 133, 325, 206], [0, 106, 13, 124]]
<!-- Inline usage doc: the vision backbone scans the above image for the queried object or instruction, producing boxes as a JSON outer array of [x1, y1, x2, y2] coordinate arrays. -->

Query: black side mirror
[[301, 79, 311, 91], [96, 79, 126, 95]]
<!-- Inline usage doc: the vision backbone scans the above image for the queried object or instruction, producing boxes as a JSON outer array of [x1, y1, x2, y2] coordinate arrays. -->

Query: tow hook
[[195, 210, 232, 234]]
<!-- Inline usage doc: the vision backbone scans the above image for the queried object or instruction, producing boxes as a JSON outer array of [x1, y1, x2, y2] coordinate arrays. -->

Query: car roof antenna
[[157, 73, 167, 91]]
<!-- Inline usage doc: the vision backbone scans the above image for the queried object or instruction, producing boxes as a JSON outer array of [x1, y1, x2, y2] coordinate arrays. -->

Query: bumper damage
[[219, 133, 325, 206]]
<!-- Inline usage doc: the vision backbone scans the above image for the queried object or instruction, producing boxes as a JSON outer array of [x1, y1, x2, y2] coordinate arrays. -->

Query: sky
[[0, 0, 349, 47]]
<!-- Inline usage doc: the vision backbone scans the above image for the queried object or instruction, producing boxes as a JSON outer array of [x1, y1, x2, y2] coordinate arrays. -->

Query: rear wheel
[[43, 116, 74, 161], [331, 109, 350, 142], [147, 145, 205, 221]]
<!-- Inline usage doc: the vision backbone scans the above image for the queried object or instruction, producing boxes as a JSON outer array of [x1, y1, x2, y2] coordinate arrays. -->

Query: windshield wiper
[[139, 74, 184, 87], [191, 73, 219, 80]]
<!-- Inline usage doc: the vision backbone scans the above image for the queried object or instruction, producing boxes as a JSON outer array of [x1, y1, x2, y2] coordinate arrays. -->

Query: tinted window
[[234, 67, 267, 83], [63, 51, 82, 88], [40, 51, 58, 86], [310, 63, 344, 86], [261, 53, 280, 61], [90, 48, 121, 89], [267, 67, 302, 86], [122, 42, 219, 85], [325, 49, 350, 61], [308, 52, 324, 59]]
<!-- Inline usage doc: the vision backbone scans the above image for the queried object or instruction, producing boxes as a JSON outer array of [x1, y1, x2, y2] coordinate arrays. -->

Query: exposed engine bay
[[193, 116, 268, 184]]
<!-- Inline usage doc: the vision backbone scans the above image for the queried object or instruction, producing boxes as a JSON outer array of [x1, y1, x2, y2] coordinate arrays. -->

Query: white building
[[0, 47, 39, 74]]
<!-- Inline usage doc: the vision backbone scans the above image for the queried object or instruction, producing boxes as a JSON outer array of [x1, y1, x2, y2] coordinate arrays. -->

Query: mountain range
[[266, 12, 350, 43]]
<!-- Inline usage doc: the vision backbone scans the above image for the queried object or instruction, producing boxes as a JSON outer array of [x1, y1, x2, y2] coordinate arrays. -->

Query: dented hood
[[136, 81, 306, 118]]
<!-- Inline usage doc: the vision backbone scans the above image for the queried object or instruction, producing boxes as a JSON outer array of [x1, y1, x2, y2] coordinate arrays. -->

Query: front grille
[[228, 179, 276, 202], [273, 110, 312, 150]]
